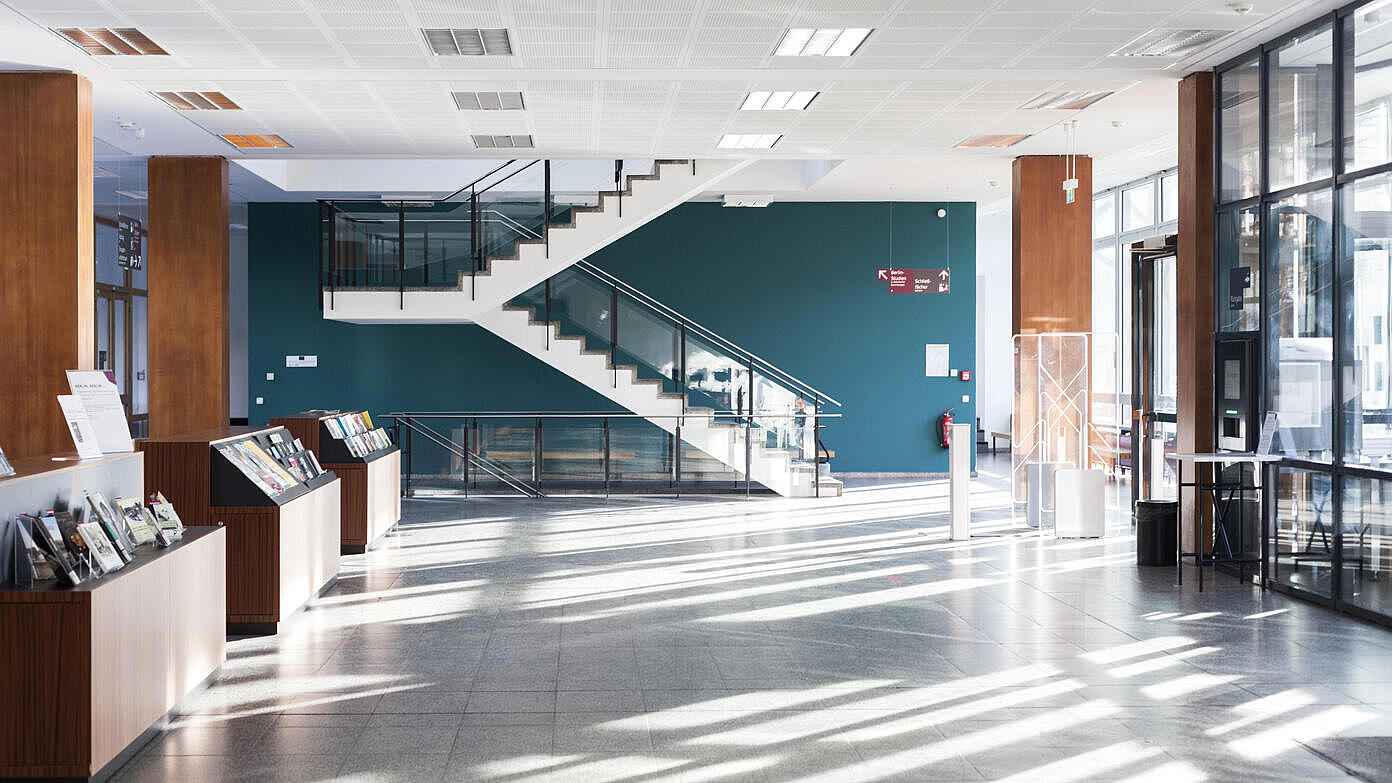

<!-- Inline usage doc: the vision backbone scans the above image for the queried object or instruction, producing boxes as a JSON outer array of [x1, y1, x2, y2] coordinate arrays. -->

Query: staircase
[[319, 158, 841, 498], [473, 262, 842, 498], [321, 158, 749, 324]]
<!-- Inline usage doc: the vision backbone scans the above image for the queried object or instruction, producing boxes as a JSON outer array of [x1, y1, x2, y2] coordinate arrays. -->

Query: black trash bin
[[1136, 500, 1178, 566]]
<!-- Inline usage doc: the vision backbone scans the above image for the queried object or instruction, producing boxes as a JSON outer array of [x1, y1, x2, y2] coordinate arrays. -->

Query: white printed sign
[[66, 370, 133, 453]]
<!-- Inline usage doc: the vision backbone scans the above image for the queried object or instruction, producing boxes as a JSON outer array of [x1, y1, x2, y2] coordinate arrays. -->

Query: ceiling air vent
[[1112, 29, 1233, 58], [423, 28, 512, 56], [219, 134, 291, 149], [955, 134, 1030, 149], [453, 91, 525, 110], [472, 134, 534, 149], [154, 91, 241, 110], [1020, 90, 1113, 111], [55, 27, 168, 56]]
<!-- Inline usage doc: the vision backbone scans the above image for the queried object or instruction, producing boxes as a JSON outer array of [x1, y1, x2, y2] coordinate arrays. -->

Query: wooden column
[[147, 157, 229, 438], [0, 72, 95, 458], [1011, 155, 1093, 335], [1178, 72, 1216, 550]]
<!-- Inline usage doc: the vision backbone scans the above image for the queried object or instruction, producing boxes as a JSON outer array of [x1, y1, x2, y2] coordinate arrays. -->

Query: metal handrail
[[394, 415, 542, 497], [388, 411, 842, 419], [474, 159, 541, 197], [568, 260, 843, 407]]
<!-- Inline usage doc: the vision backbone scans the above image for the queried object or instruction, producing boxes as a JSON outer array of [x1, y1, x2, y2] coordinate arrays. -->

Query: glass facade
[[1217, 2, 1392, 625]]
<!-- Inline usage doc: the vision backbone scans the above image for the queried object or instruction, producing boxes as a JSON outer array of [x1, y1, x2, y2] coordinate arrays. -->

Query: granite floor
[[108, 461, 1389, 782]]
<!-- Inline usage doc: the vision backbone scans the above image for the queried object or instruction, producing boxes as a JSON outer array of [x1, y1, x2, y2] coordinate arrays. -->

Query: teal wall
[[248, 201, 976, 473]]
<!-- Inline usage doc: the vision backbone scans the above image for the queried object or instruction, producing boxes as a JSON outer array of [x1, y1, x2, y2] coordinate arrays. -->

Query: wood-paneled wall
[[147, 156, 230, 439], [0, 72, 95, 458], [1178, 72, 1217, 549], [1011, 155, 1093, 335]]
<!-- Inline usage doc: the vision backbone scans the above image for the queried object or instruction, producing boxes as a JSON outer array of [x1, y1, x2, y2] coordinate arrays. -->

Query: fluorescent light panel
[[1020, 90, 1113, 111], [741, 90, 818, 111], [1112, 29, 1232, 58], [154, 91, 241, 110], [718, 134, 781, 149], [219, 133, 291, 149], [472, 134, 534, 149], [775, 28, 871, 57], [55, 27, 168, 56], [423, 28, 512, 56], [955, 133, 1030, 149], [453, 90, 525, 110]]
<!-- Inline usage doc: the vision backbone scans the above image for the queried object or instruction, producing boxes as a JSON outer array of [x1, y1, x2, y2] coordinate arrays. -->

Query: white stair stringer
[[473, 305, 841, 498], [322, 159, 752, 325]]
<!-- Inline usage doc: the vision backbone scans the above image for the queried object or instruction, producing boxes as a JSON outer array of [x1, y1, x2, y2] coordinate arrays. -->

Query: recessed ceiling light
[[453, 91, 525, 111], [1111, 29, 1233, 58], [153, 91, 241, 110], [955, 134, 1031, 149], [741, 90, 819, 111], [114, 189, 147, 200], [219, 133, 291, 149], [718, 134, 782, 150], [1020, 90, 1114, 111], [775, 28, 872, 57], [55, 27, 168, 55], [423, 28, 512, 56], [472, 134, 534, 149]]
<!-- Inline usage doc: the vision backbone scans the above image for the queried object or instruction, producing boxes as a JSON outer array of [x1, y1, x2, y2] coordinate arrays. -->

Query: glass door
[[1131, 239, 1180, 505]]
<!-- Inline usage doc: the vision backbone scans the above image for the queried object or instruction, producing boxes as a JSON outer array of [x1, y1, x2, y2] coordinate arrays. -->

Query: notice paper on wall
[[925, 344, 951, 378], [56, 395, 104, 460], [66, 370, 134, 453]]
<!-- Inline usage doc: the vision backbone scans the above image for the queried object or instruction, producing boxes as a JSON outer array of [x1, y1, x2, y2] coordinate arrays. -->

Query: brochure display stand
[[271, 412, 400, 555], [0, 452, 225, 781], [138, 426, 341, 634]]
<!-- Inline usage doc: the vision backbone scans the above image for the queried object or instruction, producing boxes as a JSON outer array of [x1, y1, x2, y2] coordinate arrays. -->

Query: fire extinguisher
[[937, 408, 955, 448]]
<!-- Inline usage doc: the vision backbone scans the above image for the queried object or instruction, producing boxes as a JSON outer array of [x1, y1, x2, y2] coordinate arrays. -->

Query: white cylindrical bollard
[[949, 422, 972, 540]]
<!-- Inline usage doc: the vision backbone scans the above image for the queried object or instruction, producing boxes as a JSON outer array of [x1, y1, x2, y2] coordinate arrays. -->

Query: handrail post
[[397, 203, 405, 309], [603, 417, 610, 499], [614, 159, 622, 218], [618, 282, 623, 387], [403, 419, 413, 497], [534, 417, 543, 488], [674, 418, 682, 497], [544, 160, 551, 258], [470, 188, 478, 300], [423, 222, 430, 287], [472, 418, 479, 492], [745, 416, 752, 497], [326, 202, 336, 310], [463, 417, 470, 498], [678, 325, 687, 411], [316, 201, 324, 312], [545, 278, 552, 350]]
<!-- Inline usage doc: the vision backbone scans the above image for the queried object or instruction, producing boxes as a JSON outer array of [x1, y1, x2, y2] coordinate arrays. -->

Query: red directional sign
[[878, 268, 949, 293]]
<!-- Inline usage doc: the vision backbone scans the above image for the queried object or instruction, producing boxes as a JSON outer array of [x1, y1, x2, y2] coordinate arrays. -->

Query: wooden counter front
[[0, 527, 226, 781], [139, 427, 341, 633]]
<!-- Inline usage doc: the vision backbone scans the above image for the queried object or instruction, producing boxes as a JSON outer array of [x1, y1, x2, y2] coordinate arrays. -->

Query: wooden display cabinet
[[138, 426, 340, 634], [271, 412, 401, 554], [0, 452, 226, 781]]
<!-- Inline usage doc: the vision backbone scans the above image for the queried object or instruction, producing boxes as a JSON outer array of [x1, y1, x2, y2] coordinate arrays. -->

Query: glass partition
[[1272, 466, 1336, 597], [1343, 2, 1392, 173], [1220, 57, 1262, 203], [1217, 207, 1261, 332], [1341, 174, 1392, 468], [1267, 189, 1334, 461], [1342, 474, 1392, 614], [1267, 24, 1334, 191]]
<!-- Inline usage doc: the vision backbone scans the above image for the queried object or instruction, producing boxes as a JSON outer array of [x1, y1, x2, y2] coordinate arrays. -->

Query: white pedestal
[[1055, 468, 1106, 538], [949, 423, 971, 541]]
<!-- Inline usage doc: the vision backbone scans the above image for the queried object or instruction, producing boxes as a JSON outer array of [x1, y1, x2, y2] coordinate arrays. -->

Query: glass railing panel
[[540, 418, 605, 485], [616, 290, 678, 393], [753, 377, 816, 462], [609, 418, 675, 487], [331, 203, 401, 287], [679, 417, 747, 489], [548, 269, 614, 351], [473, 417, 538, 486], [402, 200, 472, 287], [684, 332, 749, 415]]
